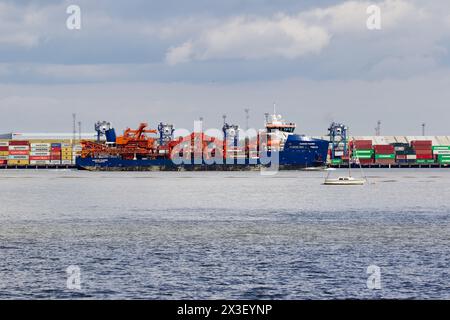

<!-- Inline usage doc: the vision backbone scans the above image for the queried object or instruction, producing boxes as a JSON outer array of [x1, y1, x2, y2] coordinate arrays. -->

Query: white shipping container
[[433, 150, 450, 155], [8, 155, 29, 160], [50, 160, 61, 165], [61, 143, 72, 148], [30, 151, 51, 156], [30, 160, 51, 165], [334, 151, 344, 157], [61, 160, 73, 165], [31, 148, 50, 152], [30, 143, 51, 148], [0, 156, 8, 160], [8, 145, 30, 151], [0, 142, 9, 146], [406, 155, 417, 160]]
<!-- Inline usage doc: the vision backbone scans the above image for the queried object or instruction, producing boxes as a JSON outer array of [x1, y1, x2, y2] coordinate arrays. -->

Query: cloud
[[165, 14, 331, 65]]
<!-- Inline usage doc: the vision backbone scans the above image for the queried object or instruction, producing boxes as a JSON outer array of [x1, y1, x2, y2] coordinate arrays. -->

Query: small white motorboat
[[323, 176, 365, 185], [323, 136, 367, 186]]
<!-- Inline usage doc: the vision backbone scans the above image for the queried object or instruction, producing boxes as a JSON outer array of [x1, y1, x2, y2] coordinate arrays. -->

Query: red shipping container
[[8, 141, 29, 146], [8, 150, 29, 155], [358, 159, 374, 165], [30, 156, 51, 161], [415, 149, 432, 155], [416, 154, 433, 160], [414, 147, 433, 153], [411, 140, 432, 147], [396, 155, 407, 160], [0, 146, 8, 151], [0, 160, 7, 165], [375, 159, 396, 165], [352, 140, 373, 149], [374, 145, 395, 154]]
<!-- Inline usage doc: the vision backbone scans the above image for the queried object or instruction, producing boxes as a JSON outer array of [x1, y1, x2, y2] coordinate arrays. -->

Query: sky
[[1, 0, 450, 135]]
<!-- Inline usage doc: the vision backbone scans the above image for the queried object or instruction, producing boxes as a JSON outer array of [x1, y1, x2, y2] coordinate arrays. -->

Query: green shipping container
[[354, 149, 373, 154], [432, 146, 450, 151], [439, 159, 450, 164], [331, 159, 343, 164], [416, 159, 435, 164], [375, 154, 395, 159]]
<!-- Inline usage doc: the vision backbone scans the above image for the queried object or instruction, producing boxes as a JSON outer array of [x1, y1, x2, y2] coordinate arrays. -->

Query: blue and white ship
[[76, 111, 330, 171]]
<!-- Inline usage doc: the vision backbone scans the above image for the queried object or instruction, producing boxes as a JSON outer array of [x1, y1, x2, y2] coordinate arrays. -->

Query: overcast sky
[[1, 0, 450, 135]]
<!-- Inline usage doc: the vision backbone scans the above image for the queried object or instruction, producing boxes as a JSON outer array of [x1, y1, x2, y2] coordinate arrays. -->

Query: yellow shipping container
[[0, 151, 8, 156], [8, 159, 30, 166]]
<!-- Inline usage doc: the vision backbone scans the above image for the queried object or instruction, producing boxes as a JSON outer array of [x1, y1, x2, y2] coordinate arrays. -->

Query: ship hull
[[76, 135, 329, 171]]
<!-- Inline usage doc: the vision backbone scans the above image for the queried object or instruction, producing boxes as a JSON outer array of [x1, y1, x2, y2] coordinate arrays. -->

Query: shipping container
[[411, 140, 432, 147], [351, 140, 373, 149], [0, 142, 9, 147], [374, 159, 396, 165], [0, 160, 7, 165], [0, 146, 8, 151], [61, 160, 72, 165], [358, 159, 374, 164], [31, 148, 51, 153], [8, 145, 30, 151], [30, 156, 51, 161], [7, 159, 29, 165], [8, 141, 29, 146], [8, 155, 29, 160], [30, 143, 51, 148], [406, 155, 417, 160], [50, 160, 61, 165], [416, 159, 435, 164], [0, 151, 8, 156], [331, 159, 343, 164], [30, 151, 51, 156], [30, 160, 51, 165], [375, 154, 395, 159], [8, 150, 29, 156], [433, 150, 450, 155], [416, 154, 433, 160]]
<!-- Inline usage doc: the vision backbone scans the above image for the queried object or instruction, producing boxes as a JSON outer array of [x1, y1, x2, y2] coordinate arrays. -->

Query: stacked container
[[393, 143, 415, 163], [411, 140, 433, 164], [433, 146, 450, 164], [61, 143, 72, 164], [8, 141, 30, 166], [30, 143, 51, 165], [0, 141, 9, 165], [351, 140, 374, 165], [50, 143, 62, 165], [72, 143, 82, 163], [374, 144, 395, 165]]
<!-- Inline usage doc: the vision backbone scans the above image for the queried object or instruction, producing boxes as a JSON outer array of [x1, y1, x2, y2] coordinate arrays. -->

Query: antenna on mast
[[244, 108, 250, 130]]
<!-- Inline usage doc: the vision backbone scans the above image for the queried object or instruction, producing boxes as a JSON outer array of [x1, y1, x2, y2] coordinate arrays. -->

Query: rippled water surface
[[0, 169, 449, 299]]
